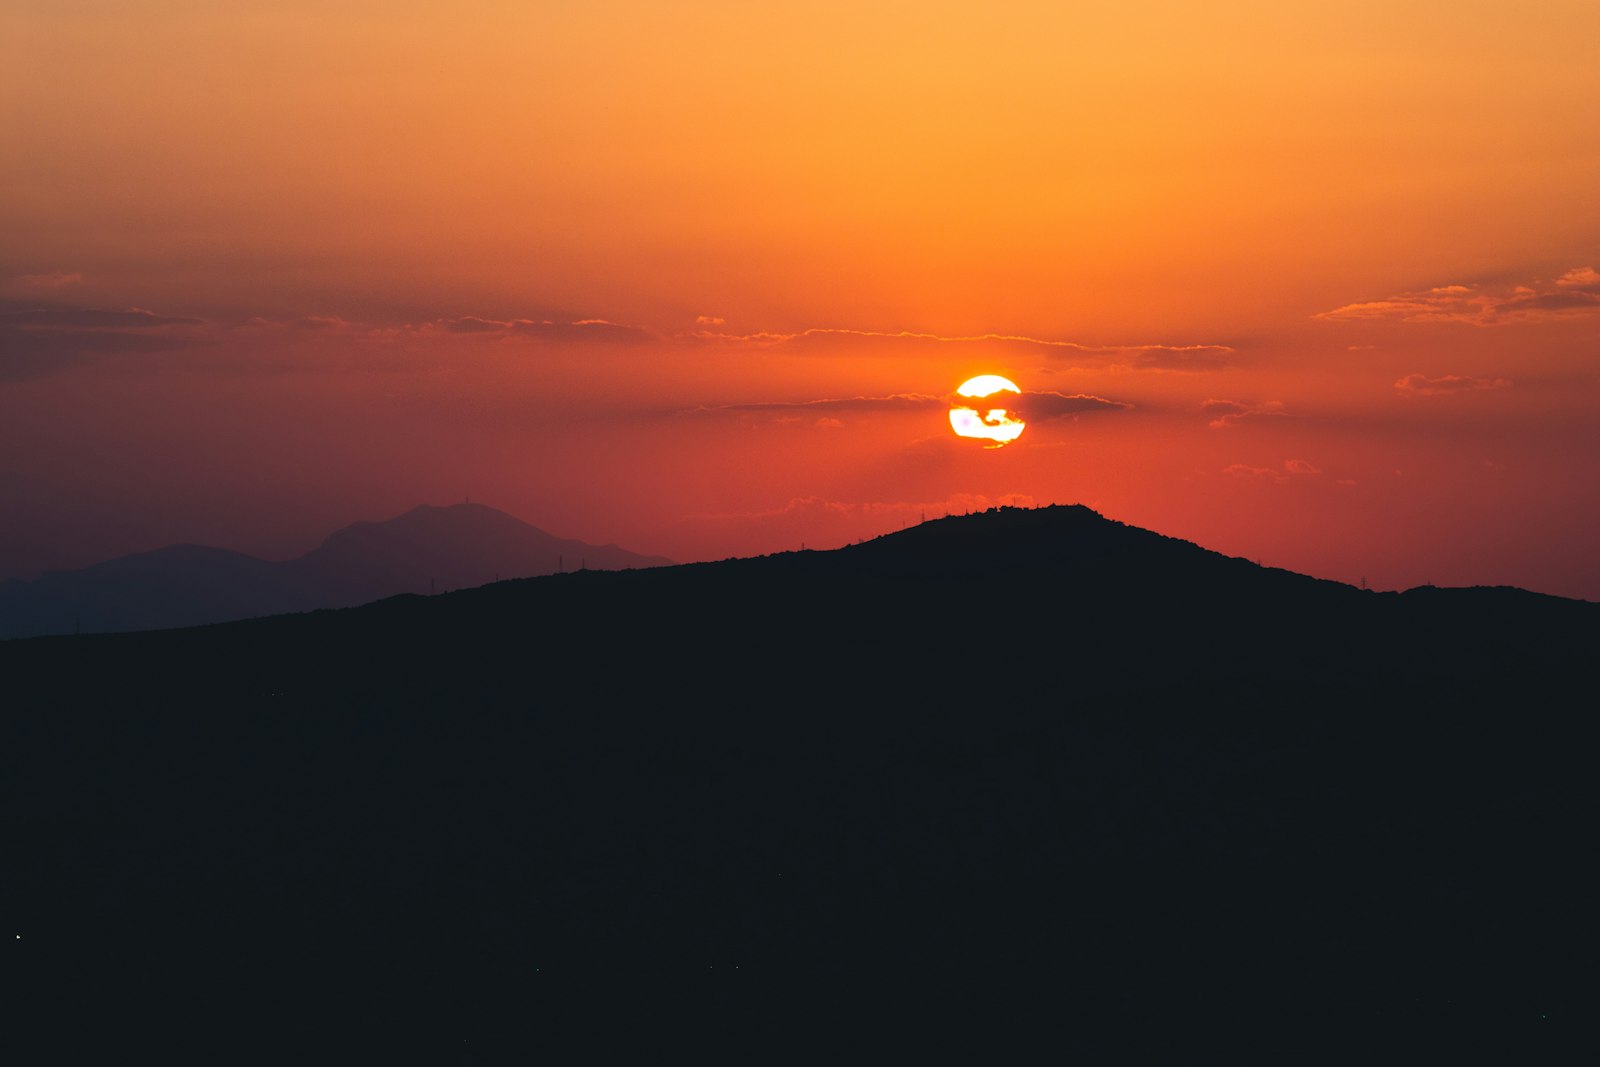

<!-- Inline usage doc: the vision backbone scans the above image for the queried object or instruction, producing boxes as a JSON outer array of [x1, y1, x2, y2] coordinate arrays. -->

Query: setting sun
[[950, 375, 1026, 447], [4, 1, 1599, 597]]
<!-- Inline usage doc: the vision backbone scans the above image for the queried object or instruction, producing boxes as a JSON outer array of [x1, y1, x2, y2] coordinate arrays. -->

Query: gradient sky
[[4, 1, 1599, 598]]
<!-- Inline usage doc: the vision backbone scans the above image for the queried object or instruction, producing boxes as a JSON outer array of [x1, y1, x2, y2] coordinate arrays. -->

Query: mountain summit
[[0, 502, 670, 638], [3, 503, 1595, 1056]]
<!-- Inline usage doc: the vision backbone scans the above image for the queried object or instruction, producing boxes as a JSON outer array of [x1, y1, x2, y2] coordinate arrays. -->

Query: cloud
[[242, 311, 655, 345], [439, 315, 508, 333], [1, 306, 204, 329], [686, 325, 1234, 368], [390, 313, 1237, 369], [1223, 459, 1321, 482], [1316, 267, 1600, 325], [1022, 391, 1134, 419], [521, 318, 651, 343], [1125, 347, 1234, 371], [1222, 464, 1280, 480], [501, 317, 655, 345], [291, 315, 350, 331], [237, 314, 367, 336], [691, 389, 1131, 423], [1, 303, 207, 381], [1556, 266, 1600, 290], [15, 271, 83, 290], [704, 393, 944, 417], [1205, 398, 1287, 428], [427, 316, 655, 344], [1393, 373, 1512, 396]]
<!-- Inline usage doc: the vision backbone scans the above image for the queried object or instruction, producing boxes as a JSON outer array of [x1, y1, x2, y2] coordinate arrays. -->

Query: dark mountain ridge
[[3, 504, 1594, 1057], [0, 502, 671, 639]]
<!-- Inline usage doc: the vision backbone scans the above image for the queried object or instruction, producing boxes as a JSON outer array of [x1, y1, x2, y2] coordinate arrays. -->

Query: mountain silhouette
[[0, 502, 671, 639], [3, 504, 1594, 1057]]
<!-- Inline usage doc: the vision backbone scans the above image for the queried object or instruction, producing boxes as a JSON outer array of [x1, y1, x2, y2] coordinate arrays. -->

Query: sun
[[950, 375, 1025, 447]]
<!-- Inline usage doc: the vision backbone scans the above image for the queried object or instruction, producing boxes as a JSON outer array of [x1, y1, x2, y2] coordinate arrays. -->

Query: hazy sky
[[4, 1, 1599, 598]]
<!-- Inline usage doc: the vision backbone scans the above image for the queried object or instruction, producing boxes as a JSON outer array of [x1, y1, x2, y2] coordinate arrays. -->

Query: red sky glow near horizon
[[3, 1, 1598, 600]]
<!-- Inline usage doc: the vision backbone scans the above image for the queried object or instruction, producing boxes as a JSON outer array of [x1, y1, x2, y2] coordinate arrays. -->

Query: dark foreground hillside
[[3, 506, 1596, 1058]]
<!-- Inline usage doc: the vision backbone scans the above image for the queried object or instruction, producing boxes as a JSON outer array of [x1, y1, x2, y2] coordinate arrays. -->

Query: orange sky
[[4, 1, 1599, 598]]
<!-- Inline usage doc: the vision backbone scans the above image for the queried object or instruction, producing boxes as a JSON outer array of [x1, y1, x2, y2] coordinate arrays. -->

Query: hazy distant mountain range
[[5, 504, 1594, 1056], [0, 502, 671, 639]]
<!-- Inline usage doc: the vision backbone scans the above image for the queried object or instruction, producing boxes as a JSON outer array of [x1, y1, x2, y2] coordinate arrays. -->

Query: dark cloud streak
[[1317, 267, 1600, 325], [1, 303, 207, 381], [430, 316, 655, 344], [1023, 391, 1134, 419], [687, 325, 1235, 368], [688, 390, 1132, 420], [1, 306, 204, 329], [1394, 373, 1512, 396]]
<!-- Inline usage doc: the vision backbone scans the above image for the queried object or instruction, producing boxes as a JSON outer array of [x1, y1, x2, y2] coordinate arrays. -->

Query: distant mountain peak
[[1, 503, 671, 639]]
